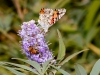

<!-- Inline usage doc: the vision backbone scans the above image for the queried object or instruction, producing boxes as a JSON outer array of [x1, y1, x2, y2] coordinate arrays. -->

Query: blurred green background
[[0, 0, 99, 75]]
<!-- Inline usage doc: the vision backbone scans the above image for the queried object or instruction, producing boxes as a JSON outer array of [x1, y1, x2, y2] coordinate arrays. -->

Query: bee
[[28, 46, 39, 54]]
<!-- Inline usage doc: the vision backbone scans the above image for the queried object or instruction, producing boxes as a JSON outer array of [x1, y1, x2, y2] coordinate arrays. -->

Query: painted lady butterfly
[[38, 8, 66, 33]]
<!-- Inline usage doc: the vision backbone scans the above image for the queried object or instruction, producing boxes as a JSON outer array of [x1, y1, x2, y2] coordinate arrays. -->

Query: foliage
[[0, 0, 100, 75], [0, 30, 99, 75]]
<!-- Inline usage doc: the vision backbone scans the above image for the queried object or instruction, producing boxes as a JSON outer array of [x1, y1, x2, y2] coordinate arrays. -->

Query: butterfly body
[[38, 8, 66, 33]]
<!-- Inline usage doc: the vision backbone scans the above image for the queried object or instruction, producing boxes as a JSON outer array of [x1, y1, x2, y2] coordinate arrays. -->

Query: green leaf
[[51, 0, 63, 8], [57, 29, 66, 60], [0, 15, 12, 32], [42, 59, 52, 74], [0, 62, 39, 74], [58, 0, 70, 8], [60, 49, 88, 65], [51, 0, 70, 8], [70, 34, 84, 48], [51, 65, 70, 75], [12, 58, 42, 74], [84, 0, 99, 31], [4, 15, 13, 31], [74, 64, 87, 75], [85, 26, 99, 44], [1, 66, 26, 75], [90, 59, 100, 75]]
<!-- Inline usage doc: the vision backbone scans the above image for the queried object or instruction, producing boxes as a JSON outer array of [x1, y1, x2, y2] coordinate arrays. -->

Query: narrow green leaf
[[57, 29, 66, 60], [74, 64, 87, 75], [59, 0, 70, 8], [12, 58, 42, 74], [0, 62, 39, 74], [5, 15, 12, 25], [51, 0, 63, 8], [51, 65, 70, 75], [51, 0, 70, 8], [1, 66, 26, 75], [0, 18, 3, 29], [72, 34, 84, 48], [84, 0, 99, 31], [42, 59, 52, 74], [0, 15, 13, 32], [90, 59, 100, 75], [85, 26, 99, 44], [60, 49, 88, 65]]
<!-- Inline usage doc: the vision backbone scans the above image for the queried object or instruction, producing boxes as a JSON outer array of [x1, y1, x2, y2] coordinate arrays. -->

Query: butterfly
[[38, 8, 66, 33], [28, 46, 39, 54]]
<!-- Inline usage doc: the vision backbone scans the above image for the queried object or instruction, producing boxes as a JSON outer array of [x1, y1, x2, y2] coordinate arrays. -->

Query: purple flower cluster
[[18, 20, 53, 64]]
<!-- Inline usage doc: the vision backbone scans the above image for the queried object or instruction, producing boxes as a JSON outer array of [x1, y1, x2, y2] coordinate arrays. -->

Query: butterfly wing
[[38, 8, 66, 33], [38, 8, 53, 32], [50, 9, 66, 25]]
